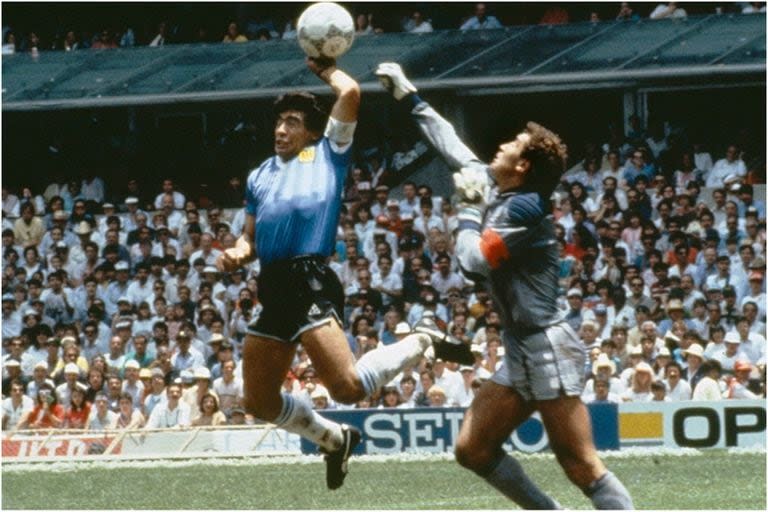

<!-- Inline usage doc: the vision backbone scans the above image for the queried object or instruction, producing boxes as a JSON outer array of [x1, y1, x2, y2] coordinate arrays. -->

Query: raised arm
[[307, 57, 360, 125], [375, 62, 483, 172]]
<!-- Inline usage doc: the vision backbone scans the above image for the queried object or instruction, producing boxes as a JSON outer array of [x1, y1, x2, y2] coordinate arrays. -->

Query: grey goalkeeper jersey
[[410, 100, 563, 330]]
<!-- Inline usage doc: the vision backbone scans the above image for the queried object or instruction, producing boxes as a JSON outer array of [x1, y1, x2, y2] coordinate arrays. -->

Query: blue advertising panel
[[300, 403, 619, 454]]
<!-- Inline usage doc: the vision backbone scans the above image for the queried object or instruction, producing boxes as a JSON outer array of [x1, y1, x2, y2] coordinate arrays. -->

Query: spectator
[[616, 2, 640, 20], [113, 391, 145, 429], [691, 360, 724, 400], [145, 382, 191, 428], [192, 392, 227, 426], [355, 13, 375, 35], [16, 382, 64, 430], [153, 179, 186, 210], [62, 384, 91, 429], [13, 202, 45, 248], [91, 28, 117, 50], [620, 361, 654, 402], [649, 3, 688, 19], [706, 145, 746, 188], [148, 21, 168, 47], [87, 393, 117, 430], [222, 21, 248, 43], [460, 3, 503, 30], [725, 360, 760, 399], [407, 11, 434, 33], [2, 379, 34, 430]]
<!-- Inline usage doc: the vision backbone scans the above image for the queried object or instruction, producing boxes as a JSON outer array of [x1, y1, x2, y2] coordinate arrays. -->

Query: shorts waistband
[[261, 254, 326, 272]]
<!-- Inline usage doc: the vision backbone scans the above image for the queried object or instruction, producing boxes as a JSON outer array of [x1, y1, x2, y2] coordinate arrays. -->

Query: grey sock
[[585, 471, 634, 510], [484, 453, 561, 510]]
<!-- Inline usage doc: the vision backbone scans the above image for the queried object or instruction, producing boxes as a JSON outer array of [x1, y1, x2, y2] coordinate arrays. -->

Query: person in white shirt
[[649, 2, 687, 19], [153, 179, 185, 210], [212, 360, 243, 413], [145, 382, 191, 429], [663, 361, 692, 401], [2, 379, 34, 430], [413, 197, 445, 235], [706, 145, 746, 188], [430, 254, 465, 300], [691, 360, 724, 401]]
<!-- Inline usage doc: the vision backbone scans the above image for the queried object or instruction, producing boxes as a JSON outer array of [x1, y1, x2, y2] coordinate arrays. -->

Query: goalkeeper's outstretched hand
[[375, 62, 417, 100], [453, 166, 490, 205]]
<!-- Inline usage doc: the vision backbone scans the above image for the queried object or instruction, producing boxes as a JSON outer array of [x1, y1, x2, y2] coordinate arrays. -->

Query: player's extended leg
[[300, 321, 431, 403], [242, 334, 347, 453], [538, 396, 634, 509], [454, 381, 561, 510]]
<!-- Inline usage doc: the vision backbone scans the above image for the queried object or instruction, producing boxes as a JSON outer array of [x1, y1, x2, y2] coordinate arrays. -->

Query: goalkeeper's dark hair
[[273, 92, 328, 134], [520, 121, 568, 196]]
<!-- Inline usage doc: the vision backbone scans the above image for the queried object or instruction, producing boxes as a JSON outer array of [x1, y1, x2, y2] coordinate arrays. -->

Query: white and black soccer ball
[[297, 2, 355, 58]]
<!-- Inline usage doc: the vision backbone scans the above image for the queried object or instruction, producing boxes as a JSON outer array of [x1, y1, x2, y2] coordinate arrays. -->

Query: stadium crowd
[[1, 96, 765, 434], [2, 2, 766, 55]]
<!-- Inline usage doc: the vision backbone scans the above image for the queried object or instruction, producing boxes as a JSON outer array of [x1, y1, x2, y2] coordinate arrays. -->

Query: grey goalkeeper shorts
[[491, 321, 586, 401]]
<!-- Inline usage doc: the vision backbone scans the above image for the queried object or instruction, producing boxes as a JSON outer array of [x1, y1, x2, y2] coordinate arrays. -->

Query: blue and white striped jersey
[[245, 137, 351, 265]]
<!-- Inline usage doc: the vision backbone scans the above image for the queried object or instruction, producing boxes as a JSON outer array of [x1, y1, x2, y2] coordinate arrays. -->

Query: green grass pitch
[[3, 451, 765, 509]]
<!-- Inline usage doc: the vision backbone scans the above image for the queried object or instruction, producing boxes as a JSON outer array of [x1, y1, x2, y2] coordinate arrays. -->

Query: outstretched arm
[[307, 57, 360, 125]]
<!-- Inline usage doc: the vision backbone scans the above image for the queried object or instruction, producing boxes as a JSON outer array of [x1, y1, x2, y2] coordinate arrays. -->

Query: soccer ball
[[297, 2, 355, 59]]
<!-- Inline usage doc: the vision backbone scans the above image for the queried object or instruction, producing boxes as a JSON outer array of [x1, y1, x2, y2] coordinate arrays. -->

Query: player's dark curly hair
[[273, 91, 328, 134], [520, 121, 568, 195]]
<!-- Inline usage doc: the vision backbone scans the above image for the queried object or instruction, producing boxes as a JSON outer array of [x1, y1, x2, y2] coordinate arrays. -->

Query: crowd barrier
[[2, 400, 764, 463]]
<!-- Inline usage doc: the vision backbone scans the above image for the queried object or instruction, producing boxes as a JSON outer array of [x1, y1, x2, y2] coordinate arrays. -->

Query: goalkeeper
[[376, 62, 634, 510]]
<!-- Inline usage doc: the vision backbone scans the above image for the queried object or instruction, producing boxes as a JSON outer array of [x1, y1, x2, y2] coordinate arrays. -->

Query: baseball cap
[[64, 362, 80, 374], [394, 322, 411, 335], [567, 288, 582, 298], [194, 367, 211, 380], [124, 359, 140, 370], [115, 261, 130, 271]]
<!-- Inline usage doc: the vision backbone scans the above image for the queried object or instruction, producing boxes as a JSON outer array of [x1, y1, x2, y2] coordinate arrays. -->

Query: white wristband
[[324, 117, 357, 146]]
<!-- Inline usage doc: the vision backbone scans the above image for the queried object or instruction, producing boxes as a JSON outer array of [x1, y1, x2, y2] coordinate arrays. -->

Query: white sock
[[355, 333, 431, 396], [273, 393, 343, 452]]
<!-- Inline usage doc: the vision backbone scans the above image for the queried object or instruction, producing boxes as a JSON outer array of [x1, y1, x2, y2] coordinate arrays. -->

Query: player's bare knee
[[455, 439, 494, 473], [325, 378, 365, 404]]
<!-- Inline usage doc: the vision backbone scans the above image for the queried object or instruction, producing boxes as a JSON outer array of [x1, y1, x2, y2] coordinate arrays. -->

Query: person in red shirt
[[16, 382, 64, 431], [63, 385, 91, 429]]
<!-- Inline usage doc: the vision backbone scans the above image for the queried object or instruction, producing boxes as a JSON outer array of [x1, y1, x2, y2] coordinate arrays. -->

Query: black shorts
[[248, 255, 344, 343]]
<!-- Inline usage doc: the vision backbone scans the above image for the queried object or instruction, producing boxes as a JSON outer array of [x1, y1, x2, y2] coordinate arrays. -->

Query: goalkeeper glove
[[375, 62, 417, 100], [453, 166, 491, 205]]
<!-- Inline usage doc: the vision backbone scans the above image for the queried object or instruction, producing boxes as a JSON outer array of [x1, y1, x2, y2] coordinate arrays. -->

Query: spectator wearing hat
[[370, 184, 390, 218], [143, 368, 167, 418], [725, 360, 760, 399], [310, 385, 333, 410], [2, 359, 25, 396], [583, 353, 625, 402], [657, 299, 692, 335], [2, 379, 34, 430], [2, 337, 26, 377], [710, 332, 748, 374], [620, 361, 654, 402], [121, 359, 145, 409], [170, 330, 205, 379], [182, 366, 218, 422], [25, 361, 51, 399], [741, 272, 766, 321], [454, 365, 477, 406], [563, 287, 589, 332], [681, 344, 706, 390]]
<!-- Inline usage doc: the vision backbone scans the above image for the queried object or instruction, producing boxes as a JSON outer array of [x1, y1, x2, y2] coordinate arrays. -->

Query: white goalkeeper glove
[[453, 166, 491, 205], [375, 62, 417, 100]]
